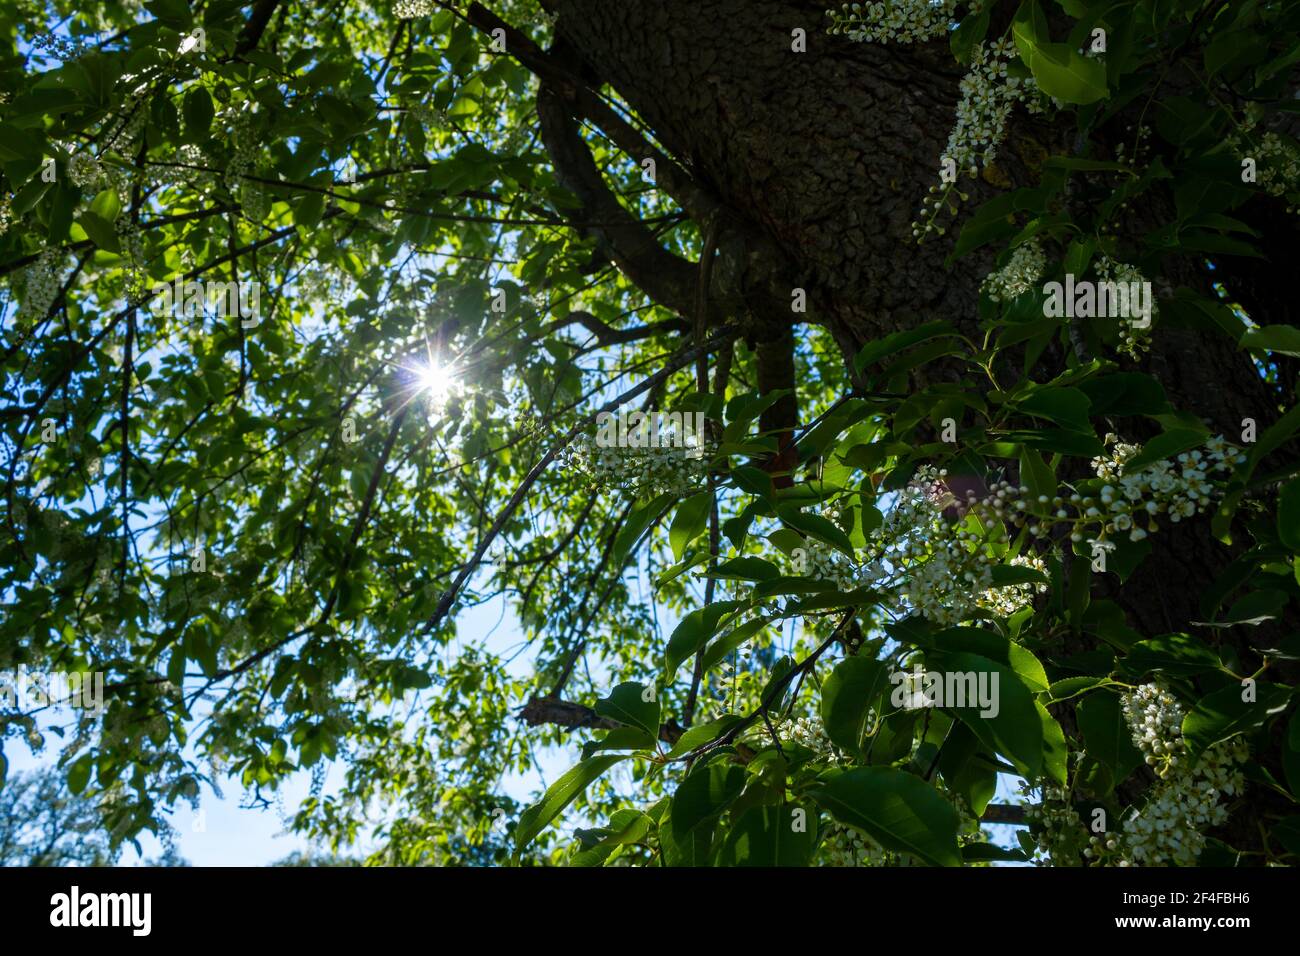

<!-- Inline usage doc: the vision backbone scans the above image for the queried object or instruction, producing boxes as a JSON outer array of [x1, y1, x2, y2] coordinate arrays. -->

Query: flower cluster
[[876, 467, 1007, 625], [819, 823, 897, 866], [154, 144, 214, 191], [240, 182, 271, 222], [932, 434, 1241, 560], [29, 31, 89, 60], [0, 195, 11, 237], [770, 429, 1243, 628], [67, 152, 104, 190], [915, 40, 1042, 240], [779, 467, 1040, 625], [1095, 255, 1155, 358], [218, 108, 258, 196], [406, 99, 451, 128], [982, 238, 1046, 302], [1023, 782, 1090, 865], [826, 1, 961, 45], [976, 552, 1048, 616], [1230, 108, 1300, 205], [394, 0, 435, 19], [770, 715, 838, 755], [21, 250, 62, 319], [1102, 684, 1247, 866], [1080, 433, 1244, 543], [565, 433, 714, 498], [1027, 685, 1249, 866], [795, 539, 861, 591]]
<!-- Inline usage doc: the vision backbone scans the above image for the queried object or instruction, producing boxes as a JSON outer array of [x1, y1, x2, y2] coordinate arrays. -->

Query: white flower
[[983, 238, 1047, 302], [67, 151, 103, 189], [394, 0, 435, 19]]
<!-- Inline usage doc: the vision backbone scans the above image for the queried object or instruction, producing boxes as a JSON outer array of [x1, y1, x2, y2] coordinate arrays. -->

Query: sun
[[416, 361, 454, 403]]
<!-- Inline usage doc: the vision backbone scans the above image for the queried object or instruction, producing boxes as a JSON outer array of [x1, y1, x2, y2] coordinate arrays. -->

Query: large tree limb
[[536, 84, 700, 318], [234, 0, 282, 56], [466, 2, 719, 223]]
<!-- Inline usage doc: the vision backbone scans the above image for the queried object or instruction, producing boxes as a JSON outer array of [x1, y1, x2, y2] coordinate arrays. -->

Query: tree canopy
[[2, 0, 1299, 867]]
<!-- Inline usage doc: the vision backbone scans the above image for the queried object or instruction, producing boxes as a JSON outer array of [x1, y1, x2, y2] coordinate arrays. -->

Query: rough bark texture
[[552, 0, 993, 351], [541, 0, 1294, 855]]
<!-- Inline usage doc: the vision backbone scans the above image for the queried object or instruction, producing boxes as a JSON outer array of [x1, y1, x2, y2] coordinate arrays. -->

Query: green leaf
[[514, 754, 629, 852], [1045, 676, 1113, 702], [67, 753, 94, 796], [581, 726, 656, 759], [926, 650, 1043, 780], [709, 556, 781, 581], [569, 809, 653, 866], [1240, 325, 1300, 358], [88, 188, 121, 222], [1182, 683, 1292, 757], [613, 492, 674, 565], [730, 465, 774, 499], [1077, 692, 1143, 782], [1012, 2, 1108, 104], [183, 87, 214, 140], [1019, 445, 1056, 504], [1038, 701, 1068, 787], [809, 767, 961, 866], [1279, 479, 1300, 551], [668, 758, 746, 865], [1124, 633, 1221, 678], [1246, 405, 1300, 479], [820, 656, 889, 754], [75, 211, 120, 253], [853, 321, 955, 375], [724, 390, 790, 431], [989, 563, 1049, 588], [663, 715, 743, 759], [593, 681, 660, 737], [716, 803, 818, 866], [665, 601, 744, 678], [1016, 386, 1092, 432], [669, 492, 711, 560], [1217, 588, 1288, 626], [701, 617, 769, 672], [777, 505, 855, 557], [1078, 373, 1168, 417]]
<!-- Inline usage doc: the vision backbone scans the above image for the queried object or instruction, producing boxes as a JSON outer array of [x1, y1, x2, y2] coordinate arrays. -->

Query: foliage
[[1, 0, 1299, 867], [0, 765, 121, 865]]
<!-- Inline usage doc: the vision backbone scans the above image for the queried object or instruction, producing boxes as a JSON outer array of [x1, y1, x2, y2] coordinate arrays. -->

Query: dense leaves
[[1, 0, 1299, 868]]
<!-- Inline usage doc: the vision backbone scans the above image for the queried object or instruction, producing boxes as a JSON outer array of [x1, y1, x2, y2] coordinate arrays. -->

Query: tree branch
[[465, 2, 719, 223], [536, 84, 700, 318]]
